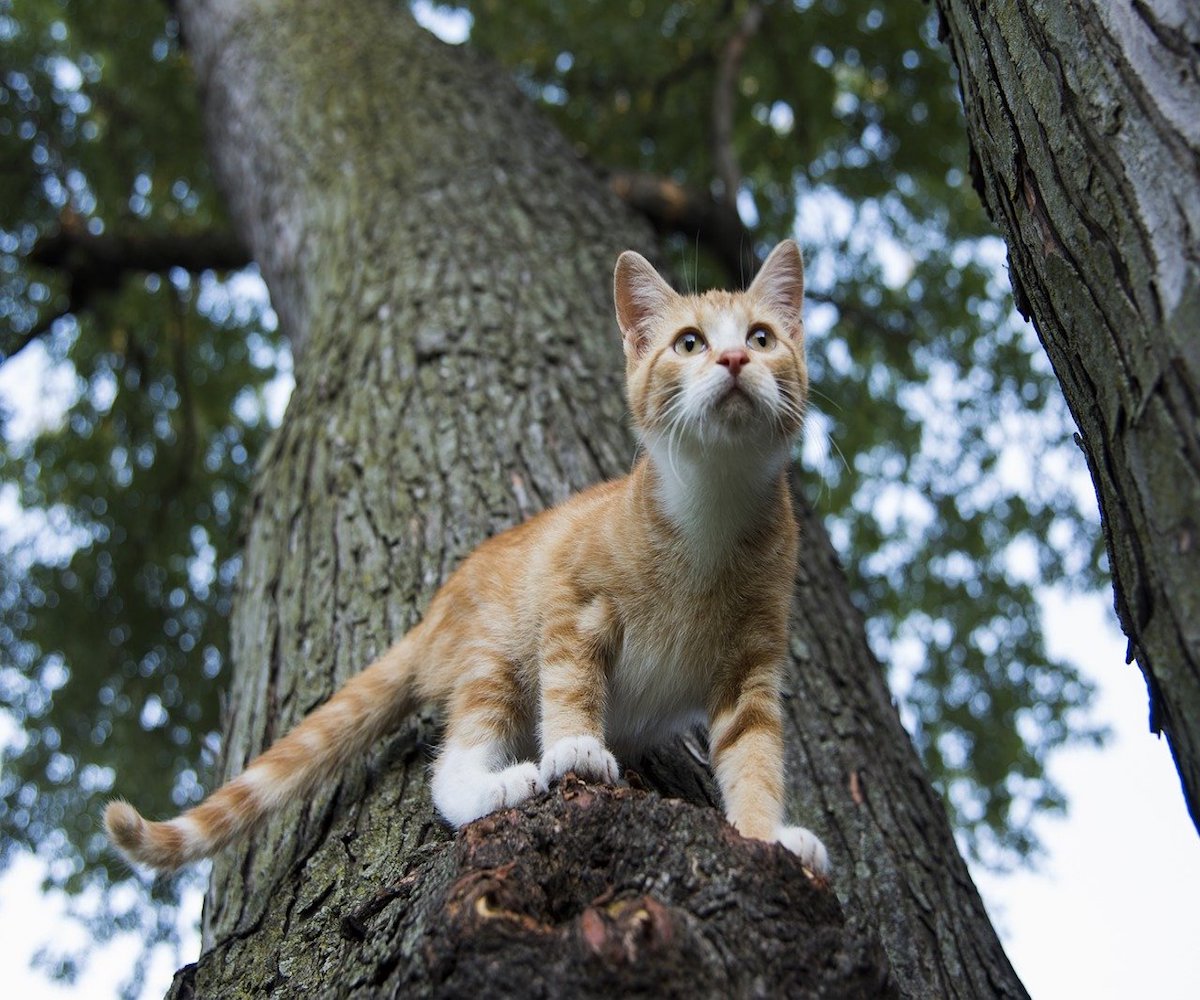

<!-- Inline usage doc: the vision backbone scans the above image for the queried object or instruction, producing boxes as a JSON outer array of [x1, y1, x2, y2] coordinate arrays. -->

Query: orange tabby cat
[[105, 241, 830, 876]]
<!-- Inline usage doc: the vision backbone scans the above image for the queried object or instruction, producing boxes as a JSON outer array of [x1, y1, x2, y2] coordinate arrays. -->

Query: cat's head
[[613, 240, 808, 452]]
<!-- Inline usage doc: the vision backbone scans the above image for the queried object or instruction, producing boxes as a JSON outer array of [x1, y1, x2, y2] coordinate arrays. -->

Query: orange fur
[[105, 241, 829, 876]]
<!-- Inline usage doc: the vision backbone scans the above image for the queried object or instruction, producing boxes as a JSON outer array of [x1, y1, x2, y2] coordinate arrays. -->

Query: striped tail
[[105, 635, 421, 871]]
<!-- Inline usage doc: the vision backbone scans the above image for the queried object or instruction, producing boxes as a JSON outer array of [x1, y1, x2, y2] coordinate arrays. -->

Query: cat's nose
[[717, 349, 749, 377]]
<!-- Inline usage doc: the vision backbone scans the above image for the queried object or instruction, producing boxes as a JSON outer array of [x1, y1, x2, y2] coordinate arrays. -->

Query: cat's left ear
[[614, 250, 677, 358], [749, 240, 805, 339]]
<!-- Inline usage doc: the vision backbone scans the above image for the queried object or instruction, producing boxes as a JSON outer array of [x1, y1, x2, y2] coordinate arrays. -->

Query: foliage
[[0, 0, 1105, 991], [0, 0, 280, 992]]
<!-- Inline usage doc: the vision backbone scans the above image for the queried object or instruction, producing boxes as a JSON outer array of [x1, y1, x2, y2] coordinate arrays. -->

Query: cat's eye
[[747, 326, 776, 351], [673, 330, 708, 355]]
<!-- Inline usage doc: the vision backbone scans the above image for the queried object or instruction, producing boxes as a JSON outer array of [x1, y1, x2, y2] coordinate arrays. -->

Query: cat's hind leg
[[430, 661, 544, 828]]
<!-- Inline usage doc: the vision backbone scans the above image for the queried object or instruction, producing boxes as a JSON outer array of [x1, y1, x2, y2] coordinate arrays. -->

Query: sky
[[975, 589, 1200, 997]]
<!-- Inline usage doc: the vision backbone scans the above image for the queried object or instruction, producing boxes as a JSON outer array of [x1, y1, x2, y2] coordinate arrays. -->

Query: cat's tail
[[105, 632, 424, 872]]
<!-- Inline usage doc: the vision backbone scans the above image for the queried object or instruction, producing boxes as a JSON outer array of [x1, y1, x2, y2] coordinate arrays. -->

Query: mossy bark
[[171, 1, 1025, 996], [933, 2, 1200, 832]]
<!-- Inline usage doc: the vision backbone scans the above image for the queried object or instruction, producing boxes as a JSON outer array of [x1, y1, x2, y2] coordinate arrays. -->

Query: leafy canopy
[[0, 0, 279, 988]]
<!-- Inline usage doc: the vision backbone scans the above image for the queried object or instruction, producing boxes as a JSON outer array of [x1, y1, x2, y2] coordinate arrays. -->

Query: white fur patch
[[645, 433, 790, 565], [172, 816, 207, 859], [774, 824, 830, 875], [605, 624, 708, 757], [706, 312, 742, 353], [576, 597, 610, 641], [539, 735, 620, 786], [431, 744, 546, 828], [238, 765, 289, 809], [296, 727, 326, 752]]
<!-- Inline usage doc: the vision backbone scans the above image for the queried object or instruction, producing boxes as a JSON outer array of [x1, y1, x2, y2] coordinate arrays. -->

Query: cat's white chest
[[604, 621, 711, 757]]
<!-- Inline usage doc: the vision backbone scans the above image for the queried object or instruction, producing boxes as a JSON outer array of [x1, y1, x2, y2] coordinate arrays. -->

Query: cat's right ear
[[614, 251, 676, 359]]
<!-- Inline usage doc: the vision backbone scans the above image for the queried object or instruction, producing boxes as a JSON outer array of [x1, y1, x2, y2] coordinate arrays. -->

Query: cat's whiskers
[[776, 389, 808, 436], [809, 404, 850, 479], [660, 392, 693, 487], [806, 384, 842, 413]]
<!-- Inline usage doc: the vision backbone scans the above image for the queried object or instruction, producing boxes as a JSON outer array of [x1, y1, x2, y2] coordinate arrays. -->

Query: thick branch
[[608, 171, 911, 344], [30, 224, 250, 283], [168, 777, 897, 997], [4, 224, 252, 362]]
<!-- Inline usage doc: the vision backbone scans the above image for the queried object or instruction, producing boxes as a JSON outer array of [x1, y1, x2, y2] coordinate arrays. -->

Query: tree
[[137, 0, 1032, 994], [1, 0, 1118, 994], [933, 1, 1200, 832]]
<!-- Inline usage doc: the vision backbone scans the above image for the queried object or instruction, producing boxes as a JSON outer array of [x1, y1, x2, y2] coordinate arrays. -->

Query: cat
[[105, 240, 830, 877]]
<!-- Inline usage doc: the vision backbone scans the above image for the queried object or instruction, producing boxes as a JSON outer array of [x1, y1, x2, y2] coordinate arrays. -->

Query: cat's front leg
[[537, 604, 620, 788], [431, 656, 547, 827], [709, 669, 830, 876]]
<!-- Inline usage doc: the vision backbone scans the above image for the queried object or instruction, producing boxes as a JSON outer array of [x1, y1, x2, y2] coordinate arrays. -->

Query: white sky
[[977, 589, 1200, 997]]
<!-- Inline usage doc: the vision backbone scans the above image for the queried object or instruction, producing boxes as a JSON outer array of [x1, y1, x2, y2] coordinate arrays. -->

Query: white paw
[[432, 753, 546, 828], [775, 824, 830, 876], [483, 761, 546, 815], [539, 735, 620, 787]]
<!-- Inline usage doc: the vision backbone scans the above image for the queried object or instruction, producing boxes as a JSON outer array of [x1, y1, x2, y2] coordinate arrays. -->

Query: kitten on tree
[[106, 241, 829, 877]]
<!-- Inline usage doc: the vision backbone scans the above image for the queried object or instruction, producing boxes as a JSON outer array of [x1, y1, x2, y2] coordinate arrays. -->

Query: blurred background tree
[[0, 0, 1104, 993]]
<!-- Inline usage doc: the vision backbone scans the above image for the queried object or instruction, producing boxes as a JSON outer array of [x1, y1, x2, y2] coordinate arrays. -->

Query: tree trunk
[[169, 1, 1025, 996], [932, 2, 1200, 831]]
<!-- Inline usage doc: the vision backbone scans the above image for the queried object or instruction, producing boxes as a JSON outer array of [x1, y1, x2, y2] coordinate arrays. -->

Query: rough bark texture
[[171, 776, 895, 999], [933, 1, 1200, 830], [170, 1, 1026, 996]]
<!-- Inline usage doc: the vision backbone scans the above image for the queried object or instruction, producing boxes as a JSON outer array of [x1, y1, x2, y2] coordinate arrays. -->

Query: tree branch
[[170, 776, 896, 997], [608, 170, 759, 286], [29, 224, 251, 282], [712, 2, 766, 208], [608, 171, 914, 345], [4, 224, 252, 362]]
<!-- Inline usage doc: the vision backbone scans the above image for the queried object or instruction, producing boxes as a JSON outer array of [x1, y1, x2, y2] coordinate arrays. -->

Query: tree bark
[[933, 2, 1200, 832], [169, 1, 1025, 996]]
